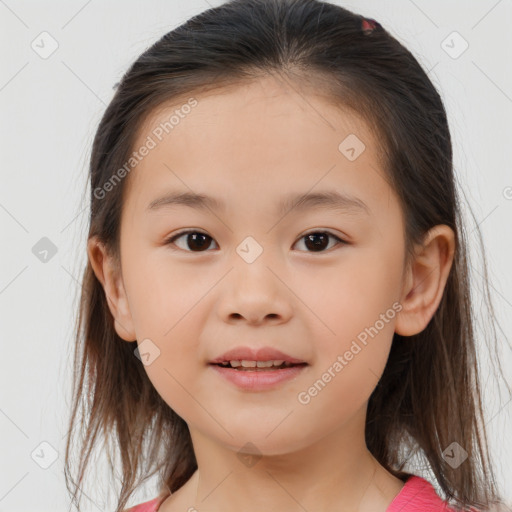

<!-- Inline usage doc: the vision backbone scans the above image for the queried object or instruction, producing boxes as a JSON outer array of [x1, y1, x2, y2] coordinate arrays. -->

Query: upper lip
[[209, 346, 307, 364]]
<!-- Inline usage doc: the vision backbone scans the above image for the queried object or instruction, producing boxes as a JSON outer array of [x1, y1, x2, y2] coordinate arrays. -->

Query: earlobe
[[86, 236, 137, 342], [395, 225, 455, 337]]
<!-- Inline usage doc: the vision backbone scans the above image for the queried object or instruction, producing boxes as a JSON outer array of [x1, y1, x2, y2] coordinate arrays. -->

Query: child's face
[[114, 75, 408, 455]]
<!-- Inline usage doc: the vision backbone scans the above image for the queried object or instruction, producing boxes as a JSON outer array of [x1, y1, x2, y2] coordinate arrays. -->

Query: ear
[[87, 236, 137, 342], [395, 224, 455, 337]]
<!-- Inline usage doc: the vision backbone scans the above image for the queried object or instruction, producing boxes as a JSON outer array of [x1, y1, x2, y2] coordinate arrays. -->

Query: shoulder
[[123, 495, 167, 512], [387, 475, 478, 512]]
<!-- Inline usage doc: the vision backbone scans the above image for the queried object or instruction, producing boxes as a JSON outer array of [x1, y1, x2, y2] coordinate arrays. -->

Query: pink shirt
[[124, 475, 472, 512]]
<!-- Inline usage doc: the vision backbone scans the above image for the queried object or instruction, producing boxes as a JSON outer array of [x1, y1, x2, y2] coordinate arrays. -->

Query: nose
[[231, 310, 279, 325], [217, 260, 294, 326]]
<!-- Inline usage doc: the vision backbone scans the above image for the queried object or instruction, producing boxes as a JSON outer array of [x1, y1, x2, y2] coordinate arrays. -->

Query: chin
[[218, 429, 316, 459]]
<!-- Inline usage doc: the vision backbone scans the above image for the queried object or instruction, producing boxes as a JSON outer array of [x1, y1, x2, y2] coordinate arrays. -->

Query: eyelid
[[301, 228, 346, 240], [165, 228, 210, 242]]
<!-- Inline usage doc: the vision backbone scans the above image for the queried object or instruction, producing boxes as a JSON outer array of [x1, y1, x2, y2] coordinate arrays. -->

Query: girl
[[64, 1, 511, 511]]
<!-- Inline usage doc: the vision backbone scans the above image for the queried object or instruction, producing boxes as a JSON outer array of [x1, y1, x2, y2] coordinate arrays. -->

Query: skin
[[88, 74, 455, 512]]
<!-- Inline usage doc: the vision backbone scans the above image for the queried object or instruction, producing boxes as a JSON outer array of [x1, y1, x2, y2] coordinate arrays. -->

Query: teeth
[[227, 359, 288, 368], [256, 360, 278, 368]]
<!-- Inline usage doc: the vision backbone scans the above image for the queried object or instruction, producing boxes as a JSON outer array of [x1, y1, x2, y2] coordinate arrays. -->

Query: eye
[[293, 230, 347, 253], [165, 230, 218, 252], [164, 230, 347, 253]]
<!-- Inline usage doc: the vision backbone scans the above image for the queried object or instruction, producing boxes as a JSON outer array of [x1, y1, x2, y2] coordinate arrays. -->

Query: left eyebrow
[[145, 189, 371, 216]]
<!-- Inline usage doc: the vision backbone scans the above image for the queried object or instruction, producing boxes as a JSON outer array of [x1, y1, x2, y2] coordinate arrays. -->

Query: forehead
[[134, 75, 377, 150], [124, 75, 391, 217]]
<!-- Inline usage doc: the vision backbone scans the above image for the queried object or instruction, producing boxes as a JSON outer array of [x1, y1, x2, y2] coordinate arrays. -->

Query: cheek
[[300, 245, 402, 335], [300, 246, 402, 390], [124, 246, 208, 335], [124, 250, 208, 404], [136, 302, 207, 424]]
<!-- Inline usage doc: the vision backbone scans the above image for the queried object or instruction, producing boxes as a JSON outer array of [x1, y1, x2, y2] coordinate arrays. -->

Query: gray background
[[1, 1, 511, 510]]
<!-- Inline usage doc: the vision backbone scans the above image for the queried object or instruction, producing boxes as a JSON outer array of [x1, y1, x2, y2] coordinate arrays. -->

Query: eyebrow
[[146, 189, 370, 216]]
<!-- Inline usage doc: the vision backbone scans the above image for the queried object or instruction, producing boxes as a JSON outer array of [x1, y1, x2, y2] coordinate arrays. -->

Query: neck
[[161, 407, 405, 512]]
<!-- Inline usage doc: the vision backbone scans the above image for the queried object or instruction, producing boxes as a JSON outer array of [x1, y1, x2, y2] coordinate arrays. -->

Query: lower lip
[[209, 364, 308, 391]]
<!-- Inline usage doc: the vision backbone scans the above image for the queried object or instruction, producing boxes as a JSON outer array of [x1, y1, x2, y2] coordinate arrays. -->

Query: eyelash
[[164, 229, 348, 254]]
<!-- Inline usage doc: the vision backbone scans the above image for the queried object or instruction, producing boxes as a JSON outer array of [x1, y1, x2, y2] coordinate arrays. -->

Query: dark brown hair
[[64, 1, 511, 511]]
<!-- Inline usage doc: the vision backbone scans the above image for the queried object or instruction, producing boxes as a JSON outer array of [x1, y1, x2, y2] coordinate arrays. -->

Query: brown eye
[[293, 231, 346, 253], [166, 230, 218, 252]]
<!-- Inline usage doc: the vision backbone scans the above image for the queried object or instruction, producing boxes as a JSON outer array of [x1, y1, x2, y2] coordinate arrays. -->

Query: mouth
[[209, 346, 307, 367], [208, 346, 308, 390], [209, 360, 309, 391], [210, 360, 308, 371]]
